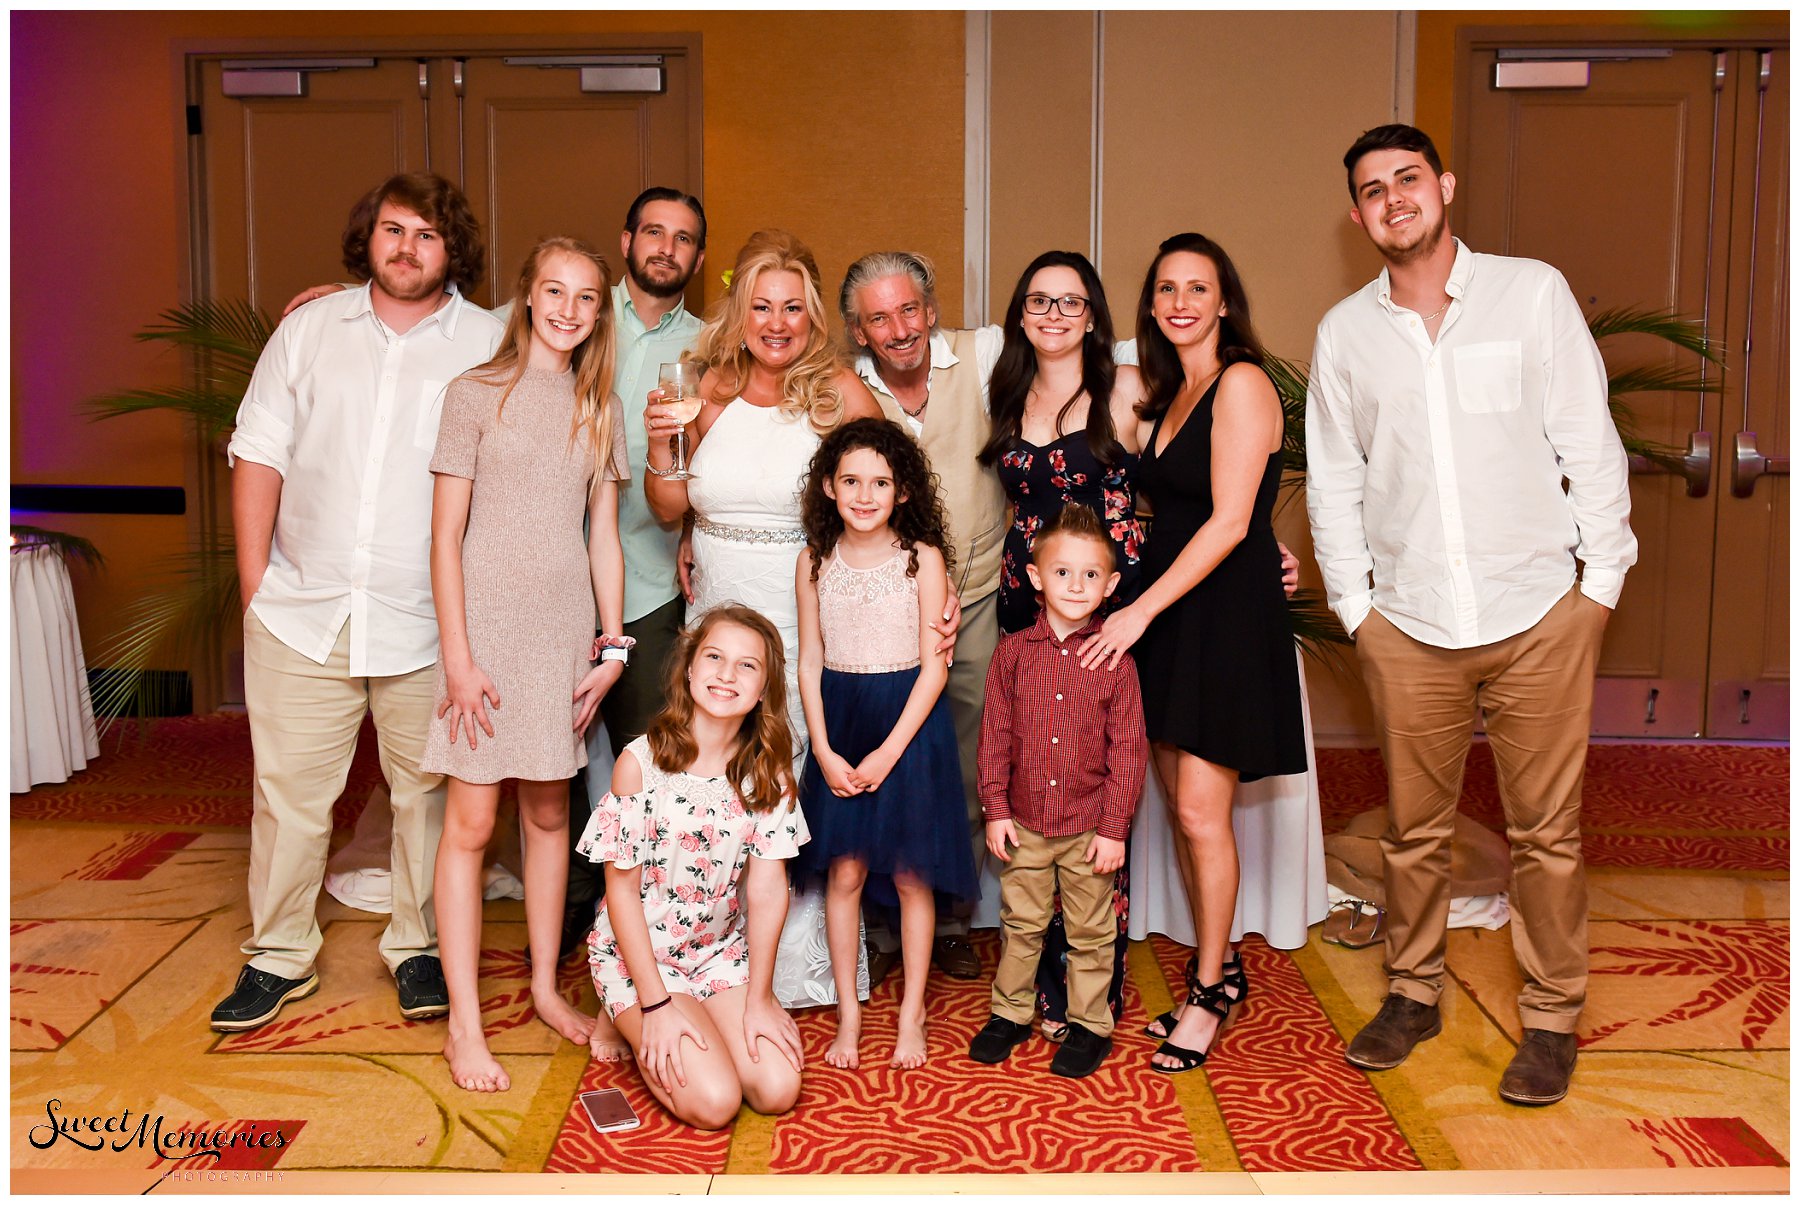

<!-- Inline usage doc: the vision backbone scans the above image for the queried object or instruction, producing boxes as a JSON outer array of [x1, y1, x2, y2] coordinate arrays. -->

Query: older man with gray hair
[[840, 252, 1006, 979]]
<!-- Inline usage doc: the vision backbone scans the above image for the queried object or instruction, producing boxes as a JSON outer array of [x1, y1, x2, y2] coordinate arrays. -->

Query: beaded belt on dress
[[825, 658, 922, 674], [694, 518, 806, 545]]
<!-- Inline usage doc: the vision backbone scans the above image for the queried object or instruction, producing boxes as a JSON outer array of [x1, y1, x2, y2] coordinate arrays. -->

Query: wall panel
[[11, 10, 966, 663]]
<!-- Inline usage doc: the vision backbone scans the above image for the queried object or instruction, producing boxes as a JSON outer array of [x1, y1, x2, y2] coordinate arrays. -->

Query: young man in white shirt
[[215, 173, 505, 1032], [1306, 125, 1636, 1106]]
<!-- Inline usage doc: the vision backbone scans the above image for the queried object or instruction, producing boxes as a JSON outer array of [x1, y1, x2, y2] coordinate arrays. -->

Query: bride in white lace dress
[[643, 230, 885, 1009]]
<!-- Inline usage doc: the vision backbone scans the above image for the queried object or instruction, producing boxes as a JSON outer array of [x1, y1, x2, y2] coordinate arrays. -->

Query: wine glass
[[658, 361, 705, 480]]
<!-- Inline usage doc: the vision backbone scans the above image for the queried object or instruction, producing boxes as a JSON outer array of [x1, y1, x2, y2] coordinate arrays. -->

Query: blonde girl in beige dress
[[424, 237, 630, 1092]]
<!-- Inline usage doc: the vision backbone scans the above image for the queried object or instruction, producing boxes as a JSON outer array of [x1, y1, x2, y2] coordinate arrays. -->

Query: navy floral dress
[[995, 434, 1144, 636], [993, 431, 1144, 1032]]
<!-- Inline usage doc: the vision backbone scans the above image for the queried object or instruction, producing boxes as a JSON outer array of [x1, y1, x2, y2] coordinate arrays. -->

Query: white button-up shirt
[[227, 284, 504, 675], [1305, 239, 1636, 649]]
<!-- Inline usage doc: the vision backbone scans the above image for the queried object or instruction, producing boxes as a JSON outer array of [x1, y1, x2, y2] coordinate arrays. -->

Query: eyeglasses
[[1023, 293, 1090, 318]]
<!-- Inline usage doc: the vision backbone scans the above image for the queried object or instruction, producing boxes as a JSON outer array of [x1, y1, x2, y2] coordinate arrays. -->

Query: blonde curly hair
[[691, 229, 843, 434]]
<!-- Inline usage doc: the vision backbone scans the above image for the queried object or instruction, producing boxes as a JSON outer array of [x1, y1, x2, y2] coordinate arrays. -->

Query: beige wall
[[12, 11, 966, 668], [988, 11, 1409, 741]]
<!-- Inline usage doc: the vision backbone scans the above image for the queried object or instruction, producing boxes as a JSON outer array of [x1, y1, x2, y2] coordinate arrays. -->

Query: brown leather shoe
[[1499, 1028, 1578, 1106], [932, 935, 983, 980], [1345, 994, 1441, 1070]]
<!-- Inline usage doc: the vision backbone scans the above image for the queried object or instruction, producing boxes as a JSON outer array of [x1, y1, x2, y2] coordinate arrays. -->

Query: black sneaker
[[1049, 1022, 1113, 1079], [968, 1015, 1033, 1064], [395, 955, 450, 1020], [210, 964, 320, 1033]]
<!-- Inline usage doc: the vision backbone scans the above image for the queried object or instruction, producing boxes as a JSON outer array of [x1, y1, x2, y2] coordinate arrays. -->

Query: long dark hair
[[1134, 233, 1267, 420], [800, 418, 953, 582], [978, 251, 1124, 468]]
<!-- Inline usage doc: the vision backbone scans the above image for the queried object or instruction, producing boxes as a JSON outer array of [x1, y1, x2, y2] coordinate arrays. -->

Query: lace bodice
[[818, 547, 922, 673]]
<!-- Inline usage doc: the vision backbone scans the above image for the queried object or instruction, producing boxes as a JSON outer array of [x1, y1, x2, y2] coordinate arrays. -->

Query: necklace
[[898, 394, 928, 419], [1417, 298, 1452, 323]]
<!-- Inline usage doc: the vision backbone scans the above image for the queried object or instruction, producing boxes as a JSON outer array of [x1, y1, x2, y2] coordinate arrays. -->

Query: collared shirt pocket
[[1452, 341, 1523, 414], [414, 378, 450, 450]]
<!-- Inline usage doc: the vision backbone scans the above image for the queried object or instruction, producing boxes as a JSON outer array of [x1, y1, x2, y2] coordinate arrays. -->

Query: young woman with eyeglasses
[[974, 249, 1147, 1041]]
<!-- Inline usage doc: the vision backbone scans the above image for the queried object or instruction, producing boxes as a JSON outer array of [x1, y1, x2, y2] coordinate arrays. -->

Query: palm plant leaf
[[1586, 305, 1722, 363], [1286, 588, 1352, 669], [1266, 355, 1311, 486], [10, 525, 105, 569], [87, 537, 237, 732], [135, 299, 275, 375], [86, 300, 273, 441], [1606, 364, 1722, 400]]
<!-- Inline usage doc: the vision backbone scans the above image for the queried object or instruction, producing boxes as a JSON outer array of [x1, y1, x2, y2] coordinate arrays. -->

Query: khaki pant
[[242, 610, 444, 979], [1354, 586, 1608, 1032], [939, 590, 1000, 934], [990, 824, 1117, 1036]]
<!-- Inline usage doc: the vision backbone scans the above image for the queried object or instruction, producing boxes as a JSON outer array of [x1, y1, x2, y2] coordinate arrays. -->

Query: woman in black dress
[[978, 250, 1146, 1039], [1080, 233, 1306, 1072]]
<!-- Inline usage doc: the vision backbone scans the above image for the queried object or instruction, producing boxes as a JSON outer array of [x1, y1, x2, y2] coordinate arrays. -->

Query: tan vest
[[866, 328, 1007, 603]]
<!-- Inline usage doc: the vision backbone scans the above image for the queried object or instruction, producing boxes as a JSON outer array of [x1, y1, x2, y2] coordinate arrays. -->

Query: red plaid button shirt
[[977, 612, 1148, 840]]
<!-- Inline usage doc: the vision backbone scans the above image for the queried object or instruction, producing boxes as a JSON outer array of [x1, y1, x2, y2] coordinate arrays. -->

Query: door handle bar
[[1732, 432, 1789, 497], [1628, 430, 1712, 498]]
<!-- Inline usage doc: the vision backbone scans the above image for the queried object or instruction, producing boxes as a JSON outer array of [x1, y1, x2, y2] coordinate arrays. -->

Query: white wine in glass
[[659, 361, 704, 480]]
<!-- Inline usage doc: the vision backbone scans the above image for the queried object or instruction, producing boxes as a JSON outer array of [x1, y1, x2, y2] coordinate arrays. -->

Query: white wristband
[[599, 646, 630, 664]]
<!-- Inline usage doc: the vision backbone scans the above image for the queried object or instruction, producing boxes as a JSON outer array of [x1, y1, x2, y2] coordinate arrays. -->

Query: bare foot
[[825, 1008, 862, 1070], [533, 984, 597, 1045], [444, 1027, 510, 1092], [890, 1013, 927, 1070], [588, 1009, 632, 1063]]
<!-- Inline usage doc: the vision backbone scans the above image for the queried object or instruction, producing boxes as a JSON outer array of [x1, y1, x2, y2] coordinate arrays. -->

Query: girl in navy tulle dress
[[793, 418, 977, 1073]]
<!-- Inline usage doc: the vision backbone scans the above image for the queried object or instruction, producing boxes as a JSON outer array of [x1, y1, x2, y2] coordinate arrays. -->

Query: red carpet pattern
[[1584, 920, 1788, 1049], [1315, 744, 1790, 871], [769, 937, 1202, 1174], [1627, 1117, 1789, 1168], [66, 831, 200, 880], [545, 1058, 731, 1174], [10, 715, 1788, 1178], [1148, 937, 1420, 1172]]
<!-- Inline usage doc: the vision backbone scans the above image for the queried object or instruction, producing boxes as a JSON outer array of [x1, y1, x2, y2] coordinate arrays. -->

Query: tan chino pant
[[242, 610, 445, 979], [1354, 585, 1608, 1033], [941, 589, 1001, 932], [990, 824, 1117, 1036]]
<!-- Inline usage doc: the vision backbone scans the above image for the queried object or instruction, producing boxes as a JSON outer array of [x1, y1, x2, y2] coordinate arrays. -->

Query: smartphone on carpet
[[579, 1088, 640, 1134]]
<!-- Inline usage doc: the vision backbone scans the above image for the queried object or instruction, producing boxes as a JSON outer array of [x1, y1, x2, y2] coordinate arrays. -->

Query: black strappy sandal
[[1143, 952, 1200, 1038], [1150, 979, 1233, 1074], [1222, 950, 1249, 1004]]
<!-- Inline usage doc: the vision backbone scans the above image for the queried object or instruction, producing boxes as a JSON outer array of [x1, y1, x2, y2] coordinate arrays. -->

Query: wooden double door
[[1458, 32, 1788, 739], [185, 40, 701, 706]]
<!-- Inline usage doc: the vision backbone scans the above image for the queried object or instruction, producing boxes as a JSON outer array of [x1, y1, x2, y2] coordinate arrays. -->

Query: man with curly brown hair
[[213, 172, 505, 1033]]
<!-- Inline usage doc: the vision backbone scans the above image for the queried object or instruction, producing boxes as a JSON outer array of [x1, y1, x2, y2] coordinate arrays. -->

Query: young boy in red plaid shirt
[[968, 503, 1148, 1078]]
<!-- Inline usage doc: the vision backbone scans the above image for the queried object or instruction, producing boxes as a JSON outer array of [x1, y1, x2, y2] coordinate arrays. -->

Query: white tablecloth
[[11, 543, 100, 792], [1125, 644, 1329, 949]]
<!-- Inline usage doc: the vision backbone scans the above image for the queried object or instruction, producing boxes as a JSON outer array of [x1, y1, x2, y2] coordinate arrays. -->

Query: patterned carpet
[[10, 716, 1789, 1179]]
